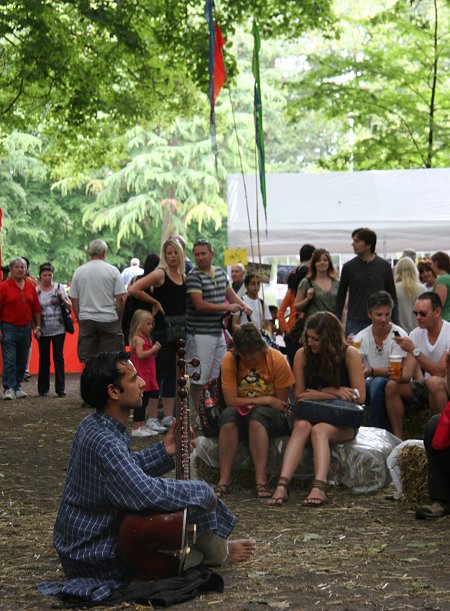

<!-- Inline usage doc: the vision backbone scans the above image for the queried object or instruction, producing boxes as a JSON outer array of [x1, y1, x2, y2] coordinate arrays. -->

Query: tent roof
[[227, 168, 450, 256]]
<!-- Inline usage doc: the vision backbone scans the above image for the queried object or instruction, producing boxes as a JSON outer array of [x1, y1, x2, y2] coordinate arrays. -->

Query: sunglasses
[[194, 238, 211, 247], [413, 310, 429, 318]]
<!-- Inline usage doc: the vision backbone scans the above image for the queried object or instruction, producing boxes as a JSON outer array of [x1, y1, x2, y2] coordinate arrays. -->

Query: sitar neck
[[174, 341, 200, 480]]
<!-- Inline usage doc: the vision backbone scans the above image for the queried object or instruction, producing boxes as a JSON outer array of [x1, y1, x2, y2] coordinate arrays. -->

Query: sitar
[[118, 339, 201, 579]]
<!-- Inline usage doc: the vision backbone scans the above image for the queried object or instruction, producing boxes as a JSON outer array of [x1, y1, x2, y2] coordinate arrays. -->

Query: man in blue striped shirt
[[38, 351, 255, 602], [186, 239, 252, 413]]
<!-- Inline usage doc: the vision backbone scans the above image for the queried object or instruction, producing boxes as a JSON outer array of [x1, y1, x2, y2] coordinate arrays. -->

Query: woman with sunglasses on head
[[36, 263, 72, 397], [128, 238, 186, 433], [294, 249, 339, 329], [351, 291, 407, 430], [267, 311, 365, 507]]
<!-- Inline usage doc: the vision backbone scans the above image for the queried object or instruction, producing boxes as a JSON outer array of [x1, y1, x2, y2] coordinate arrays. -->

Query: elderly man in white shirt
[[121, 258, 144, 288]]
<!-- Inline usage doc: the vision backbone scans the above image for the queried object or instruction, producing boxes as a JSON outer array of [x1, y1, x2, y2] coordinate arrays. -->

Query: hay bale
[[194, 457, 218, 484], [397, 444, 428, 504]]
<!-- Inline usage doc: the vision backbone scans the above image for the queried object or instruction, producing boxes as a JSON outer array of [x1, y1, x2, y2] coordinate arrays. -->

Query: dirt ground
[[1, 373, 449, 611]]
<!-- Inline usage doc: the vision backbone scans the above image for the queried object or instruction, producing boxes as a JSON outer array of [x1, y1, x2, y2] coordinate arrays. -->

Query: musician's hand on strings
[[163, 418, 177, 456]]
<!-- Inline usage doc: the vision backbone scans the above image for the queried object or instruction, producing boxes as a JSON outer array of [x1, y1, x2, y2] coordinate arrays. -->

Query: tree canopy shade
[[0, 0, 334, 157], [285, 0, 450, 170]]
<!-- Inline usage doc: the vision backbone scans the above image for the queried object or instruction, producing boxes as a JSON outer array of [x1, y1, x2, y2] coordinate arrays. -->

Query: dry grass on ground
[[1, 374, 449, 610]]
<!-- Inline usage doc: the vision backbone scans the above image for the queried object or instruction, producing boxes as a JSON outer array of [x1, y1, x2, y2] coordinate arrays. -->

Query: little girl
[[129, 310, 164, 437]]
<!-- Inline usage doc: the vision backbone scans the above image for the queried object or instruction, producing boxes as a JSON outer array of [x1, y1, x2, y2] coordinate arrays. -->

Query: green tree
[[285, 0, 450, 170], [0, 131, 121, 279], [75, 119, 227, 250], [0, 0, 334, 169]]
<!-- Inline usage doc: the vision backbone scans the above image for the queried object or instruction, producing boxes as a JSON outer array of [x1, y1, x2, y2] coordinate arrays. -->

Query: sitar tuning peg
[[189, 357, 200, 368], [191, 372, 201, 382]]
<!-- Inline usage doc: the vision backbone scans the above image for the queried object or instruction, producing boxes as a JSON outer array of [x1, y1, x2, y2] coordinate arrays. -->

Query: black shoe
[[415, 502, 450, 520], [57, 391, 66, 397], [39, 392, 49, 397]]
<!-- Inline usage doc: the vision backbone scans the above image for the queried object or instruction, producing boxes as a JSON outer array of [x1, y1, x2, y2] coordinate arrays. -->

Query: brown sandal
[[214, 482, 232, 498], [302, 479, 328, 507], [266, 477, 290, 506], [256, 483, 272, 499]]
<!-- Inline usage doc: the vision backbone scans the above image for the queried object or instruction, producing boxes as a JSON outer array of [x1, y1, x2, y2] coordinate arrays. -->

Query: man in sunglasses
[[385, 292, 450, 439], [186, 239, 252, 413]]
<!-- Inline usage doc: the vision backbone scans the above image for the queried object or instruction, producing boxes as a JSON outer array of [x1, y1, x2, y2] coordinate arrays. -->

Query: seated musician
[[38, 351, 255, 603]]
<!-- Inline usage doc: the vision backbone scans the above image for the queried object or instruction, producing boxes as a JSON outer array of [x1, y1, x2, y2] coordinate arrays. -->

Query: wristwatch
[[412, 348, 421, 358]]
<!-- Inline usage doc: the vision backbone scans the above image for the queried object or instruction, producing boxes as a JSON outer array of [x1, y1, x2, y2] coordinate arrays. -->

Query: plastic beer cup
[[389, 355, 402, 380]]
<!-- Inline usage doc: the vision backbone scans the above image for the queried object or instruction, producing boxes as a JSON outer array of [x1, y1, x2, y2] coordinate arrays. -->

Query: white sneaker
[[162, 416, 174, 430], [15, 389, 28, 399], [3, 388, 16, 400], [131, 426, 157, 438], [146, 418, 167, 434]]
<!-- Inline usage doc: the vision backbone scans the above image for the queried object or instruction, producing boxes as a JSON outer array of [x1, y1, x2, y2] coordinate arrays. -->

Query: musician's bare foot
[[227, 539, 256, 563]]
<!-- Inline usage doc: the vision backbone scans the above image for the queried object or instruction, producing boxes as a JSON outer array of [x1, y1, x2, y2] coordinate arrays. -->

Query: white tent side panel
[[227, 169, 450, 256]]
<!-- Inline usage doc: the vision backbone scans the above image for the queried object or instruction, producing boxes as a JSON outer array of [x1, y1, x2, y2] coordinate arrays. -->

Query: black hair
[[244, 272, 259, 287], [351, 228, 377, 253], [417, 291, 442, 310], [142, 253, 160, 276], [80, 351, 131, 411], [299, 244, 316, 263], [367, 290, 394, 312], [39, 262, 55, 275]]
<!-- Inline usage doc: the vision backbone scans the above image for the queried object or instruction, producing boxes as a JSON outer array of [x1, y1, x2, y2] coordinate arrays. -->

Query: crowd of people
[[2, 229, 450, 604]]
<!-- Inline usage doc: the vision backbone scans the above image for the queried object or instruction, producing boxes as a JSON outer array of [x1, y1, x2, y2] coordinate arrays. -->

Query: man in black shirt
[[335, 228, 397, 336]]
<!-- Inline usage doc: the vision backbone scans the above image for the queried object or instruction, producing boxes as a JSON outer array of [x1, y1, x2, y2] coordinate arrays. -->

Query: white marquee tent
[[227, 168, 450, 257]]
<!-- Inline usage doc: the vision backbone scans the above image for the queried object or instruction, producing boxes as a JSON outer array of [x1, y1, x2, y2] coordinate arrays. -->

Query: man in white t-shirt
[[121, 258, 144, 288], [70, 239, 126, 362], [385, 292, 450, 439]]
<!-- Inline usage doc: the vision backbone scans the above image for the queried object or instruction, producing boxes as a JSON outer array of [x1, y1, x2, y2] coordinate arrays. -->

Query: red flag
[[213, 22, 226, 106]]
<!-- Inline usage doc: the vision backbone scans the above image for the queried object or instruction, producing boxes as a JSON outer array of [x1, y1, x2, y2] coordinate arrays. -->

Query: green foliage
[[0, 0, 335, 169], [285, 0, 450, 169], [78, 119, 228, 249]]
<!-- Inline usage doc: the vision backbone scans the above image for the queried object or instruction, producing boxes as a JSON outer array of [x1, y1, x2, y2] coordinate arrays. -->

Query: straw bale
[[397, 444, 428, 505]]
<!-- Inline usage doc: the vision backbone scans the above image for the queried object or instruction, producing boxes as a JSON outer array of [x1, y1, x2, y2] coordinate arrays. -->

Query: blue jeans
[[1, 322, 32, 391], [365, 376, 389, 429]]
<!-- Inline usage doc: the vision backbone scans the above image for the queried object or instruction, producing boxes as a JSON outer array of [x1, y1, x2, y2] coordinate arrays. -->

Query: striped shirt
[[38, 412, 236, 601], [186, 266, 229, 335]]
